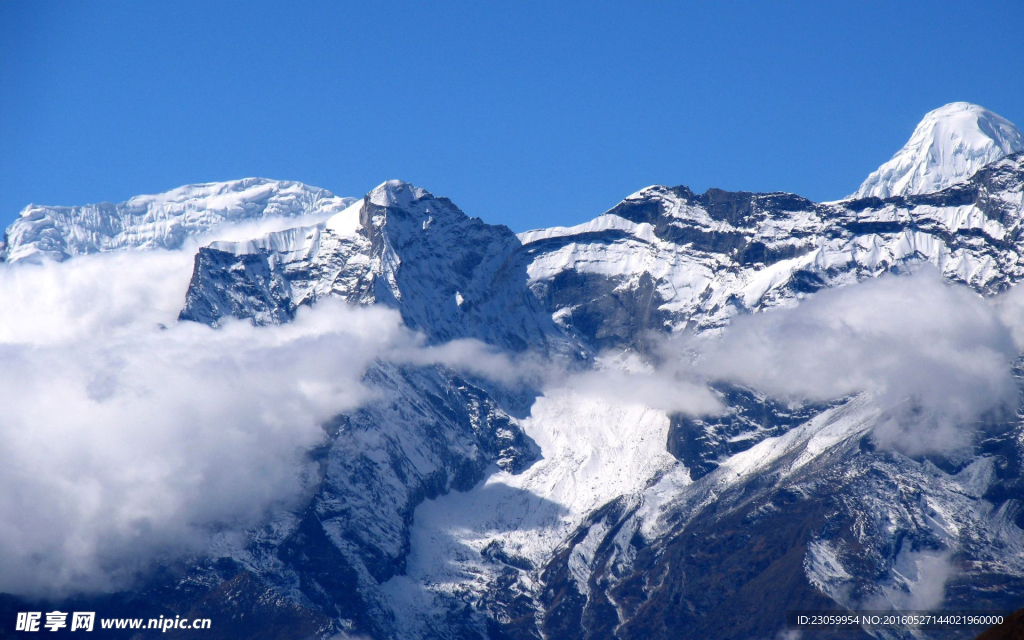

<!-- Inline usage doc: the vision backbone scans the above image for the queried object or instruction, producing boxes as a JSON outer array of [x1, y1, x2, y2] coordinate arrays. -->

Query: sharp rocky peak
[[604, 183, 817, 228], [181, 179, 562, 353], [355, 179, 505, 237]]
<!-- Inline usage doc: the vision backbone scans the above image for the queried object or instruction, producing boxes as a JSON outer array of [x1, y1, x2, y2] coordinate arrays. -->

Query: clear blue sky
[[2, 1, 1023, 232]]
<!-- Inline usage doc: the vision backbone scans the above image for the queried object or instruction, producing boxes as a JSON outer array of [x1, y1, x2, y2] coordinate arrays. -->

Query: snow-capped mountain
[[3, 105, 1024, 639], [0, 178, 356, 264], [853, 102, 1024, 199], [166, 150, 1024, 639]]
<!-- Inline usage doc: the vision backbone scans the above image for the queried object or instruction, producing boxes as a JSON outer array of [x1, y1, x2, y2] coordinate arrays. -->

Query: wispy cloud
[[690, 270, 1020, 455]]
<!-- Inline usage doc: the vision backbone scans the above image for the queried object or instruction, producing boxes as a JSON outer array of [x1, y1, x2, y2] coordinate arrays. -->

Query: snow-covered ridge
[[853, 102, 1024, 199], [1, 178, 356, 264], [368, 179, 430, 209], [519, 152, 1024, 344], [173, 149, 1024, 361], [517, 213, 658, 244]]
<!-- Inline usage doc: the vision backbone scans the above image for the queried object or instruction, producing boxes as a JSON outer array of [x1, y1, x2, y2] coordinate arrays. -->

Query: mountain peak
[[368, 180, 430, 209], [852, 102, 1024, 199]]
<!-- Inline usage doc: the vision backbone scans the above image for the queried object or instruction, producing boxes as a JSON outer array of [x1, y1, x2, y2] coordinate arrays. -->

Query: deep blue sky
[[2, 1, 1023, 232]]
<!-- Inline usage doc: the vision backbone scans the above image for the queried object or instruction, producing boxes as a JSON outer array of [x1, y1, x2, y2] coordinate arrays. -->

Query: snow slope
[[853, 102, 1024, 199], [381, 388, 677, 637]]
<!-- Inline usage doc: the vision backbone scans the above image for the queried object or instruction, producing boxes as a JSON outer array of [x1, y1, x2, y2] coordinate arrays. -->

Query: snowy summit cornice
[[852, 102, 1024, 200]]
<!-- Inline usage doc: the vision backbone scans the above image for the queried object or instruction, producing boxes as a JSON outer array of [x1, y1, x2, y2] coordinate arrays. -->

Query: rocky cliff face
[[180, 180, 572, 356]]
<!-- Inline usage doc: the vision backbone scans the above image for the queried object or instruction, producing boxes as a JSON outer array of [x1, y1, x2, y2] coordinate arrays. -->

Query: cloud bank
[[688, 270, 1021, 455], [508, 269, 1023, 458], [0, 250, 514, 597]]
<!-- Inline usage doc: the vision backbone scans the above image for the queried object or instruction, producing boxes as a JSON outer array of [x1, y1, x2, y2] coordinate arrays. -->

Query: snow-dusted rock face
[[853, 102, 1024, 199], [536, 395, 1024, 640], [181, 180, 573, 354], [522, 152, 1024, 349], [231, 362, 541, 637], [0, 178, 355, 264]]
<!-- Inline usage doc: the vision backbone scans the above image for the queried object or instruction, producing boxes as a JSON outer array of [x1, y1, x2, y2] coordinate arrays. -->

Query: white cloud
[[688, 271, 1020, 455], [862, 546, 954, 612], [558, 365, 723, 416], [557, 270, 1023, 454], [393, 337, 535, 386], [0, 249, 501, 597], [0, 250, 194, 345], [994, 282, 1024, 352]]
